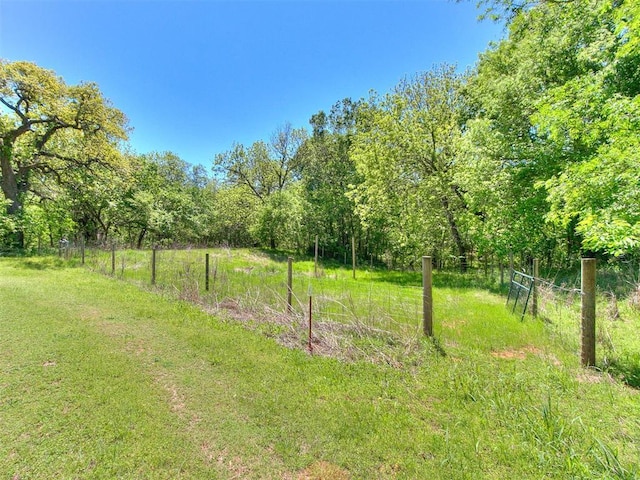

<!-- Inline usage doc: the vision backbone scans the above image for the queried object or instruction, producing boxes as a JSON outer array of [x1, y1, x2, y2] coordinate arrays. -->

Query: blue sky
[[0, 0, 503, 168]]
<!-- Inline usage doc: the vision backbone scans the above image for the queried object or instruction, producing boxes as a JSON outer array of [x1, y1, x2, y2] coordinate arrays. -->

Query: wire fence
[[79, 246, 428, 363], [517, 262, 640, 382], [62, 244, 640, 378]]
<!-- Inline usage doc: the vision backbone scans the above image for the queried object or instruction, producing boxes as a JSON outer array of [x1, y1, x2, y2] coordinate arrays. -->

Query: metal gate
[[506, 270, 534, 320]]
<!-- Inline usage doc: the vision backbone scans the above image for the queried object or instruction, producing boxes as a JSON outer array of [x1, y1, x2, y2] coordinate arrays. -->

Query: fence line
[[75, 247, 612, 368], [80, 246, 427, 338], [510, 258, 597, 367]]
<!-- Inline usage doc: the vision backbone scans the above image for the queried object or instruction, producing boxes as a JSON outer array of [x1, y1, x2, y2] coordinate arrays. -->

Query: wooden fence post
[[111, 243, 116, 275], [287, 257, 293, 313], [80, 237, 85, 265], [581, 258, 596, 367], [205, 253, 210, 291], [423, 256, 433, 337], [314, 235, 319, 277], [151, 248, 157, 285], [352, 236, 356, 280], [532, 258, 539, 318]]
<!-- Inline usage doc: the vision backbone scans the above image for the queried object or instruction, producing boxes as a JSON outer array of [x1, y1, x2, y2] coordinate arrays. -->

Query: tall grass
[[3, 256, 640, 478], [81, 247, 640, 369]]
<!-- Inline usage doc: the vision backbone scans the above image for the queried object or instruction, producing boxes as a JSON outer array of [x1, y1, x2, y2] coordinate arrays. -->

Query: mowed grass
[[1, 256, 639, 479]]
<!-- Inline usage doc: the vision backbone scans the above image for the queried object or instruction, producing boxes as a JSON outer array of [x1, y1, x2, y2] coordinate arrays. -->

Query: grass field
[[1, 254, 639, 479]]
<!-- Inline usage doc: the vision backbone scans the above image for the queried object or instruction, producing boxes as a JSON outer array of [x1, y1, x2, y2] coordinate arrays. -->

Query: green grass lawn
[[1, 255, 639, 479]]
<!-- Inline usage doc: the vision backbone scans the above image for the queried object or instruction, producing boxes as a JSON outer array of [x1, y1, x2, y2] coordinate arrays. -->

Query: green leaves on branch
[[0, 60, 129, 249], [467, 0, 640, 259], [350, 66, 471, 267]]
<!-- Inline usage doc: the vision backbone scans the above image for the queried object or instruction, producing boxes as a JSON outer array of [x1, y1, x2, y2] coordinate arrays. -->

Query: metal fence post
[[205, 253, 210, 291], [287, 256, 293, 313], [151, 248, 157, 285], [532, 258, 539, 317]]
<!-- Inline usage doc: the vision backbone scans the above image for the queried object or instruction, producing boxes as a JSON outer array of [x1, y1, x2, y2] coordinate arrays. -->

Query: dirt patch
[[213, 448, 251, 478], [80, 308, 102, 321], [491, 346, 562, 366], [95, 320, 128, 338], [491, 346, 542, 360], [576, 370, 615, 384], [295, 461, 350, 480], [233, 267, 255, 274], [150, 372, 187, 414], [124, 339, 147, 356]]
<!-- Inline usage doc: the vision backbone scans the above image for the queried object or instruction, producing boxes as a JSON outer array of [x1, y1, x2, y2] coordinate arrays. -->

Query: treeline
[[1, 0, 638, 270]]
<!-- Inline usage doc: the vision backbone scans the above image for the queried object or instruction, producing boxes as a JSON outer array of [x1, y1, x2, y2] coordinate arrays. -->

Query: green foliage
[[303, 99, 362, 259], [464, 0, 640, 260], [213, 124, 309, 249], [0, 60, 129, 249], [113, 152, 214, 247], [2, 256, 640, 478], [5, 0, 639, 265], [0, 199, 17, 248], [207, 184, 257, 246], [250, 186, 307, 251], [350, 66, 471, 268]]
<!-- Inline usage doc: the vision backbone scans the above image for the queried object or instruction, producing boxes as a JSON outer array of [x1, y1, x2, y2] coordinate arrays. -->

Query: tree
[[251, 186, 307, 251], [303, 99, 362, 258], [0, 60, 128, 248], [207, 184, 258, 247], [536, 1, 640, 257], [350, 66, 471, 269], [213, 123, 308, 249], [113, 152, 212, 247], [466, 0, 640, 259]]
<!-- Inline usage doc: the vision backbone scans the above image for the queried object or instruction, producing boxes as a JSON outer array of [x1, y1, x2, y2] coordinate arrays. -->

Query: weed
[[8, 252, 640, 478], [593, 438, 636, 480]]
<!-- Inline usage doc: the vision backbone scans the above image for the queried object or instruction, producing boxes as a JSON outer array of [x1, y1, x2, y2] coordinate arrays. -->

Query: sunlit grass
[[1, 256, 639, 478], [82, 247, 640, 370]]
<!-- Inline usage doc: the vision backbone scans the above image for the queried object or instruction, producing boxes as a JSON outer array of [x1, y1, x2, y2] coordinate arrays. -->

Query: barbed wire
[[534, 276, 582, 295]]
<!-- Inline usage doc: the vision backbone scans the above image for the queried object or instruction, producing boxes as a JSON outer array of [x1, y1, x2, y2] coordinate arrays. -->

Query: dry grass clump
[[294, 461, 350, 480], [203, 292, 426, 368], [605, 291, 621, 321], [630, 283, 640, 311]]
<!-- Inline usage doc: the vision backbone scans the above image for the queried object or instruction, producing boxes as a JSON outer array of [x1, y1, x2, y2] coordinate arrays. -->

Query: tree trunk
[[441, 196, 467, 273], [0, 143, 25, 249], [137, 228, 147, 249]]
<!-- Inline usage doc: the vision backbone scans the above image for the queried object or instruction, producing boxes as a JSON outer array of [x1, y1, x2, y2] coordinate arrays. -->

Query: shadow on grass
[[604, 354, 640, 389], [258, 248, 294, 264], [367, 268, 511, 294], [6, 256, 79, 271], [430, 336, 447, 357], [259, 248, 512, 294]]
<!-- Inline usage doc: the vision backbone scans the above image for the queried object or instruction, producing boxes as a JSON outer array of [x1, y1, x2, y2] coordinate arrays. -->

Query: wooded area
[[1, 0, 638, 270]]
